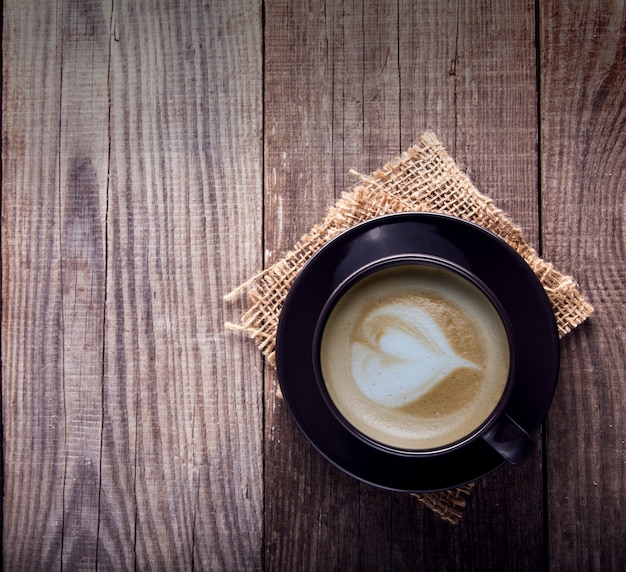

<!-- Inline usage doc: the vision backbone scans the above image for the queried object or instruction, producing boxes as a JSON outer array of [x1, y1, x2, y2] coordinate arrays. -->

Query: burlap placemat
[[225, 132, 593, 524]]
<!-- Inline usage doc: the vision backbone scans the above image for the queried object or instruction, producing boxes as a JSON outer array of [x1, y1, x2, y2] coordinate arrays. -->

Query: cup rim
[[311, 253, 517, 458]]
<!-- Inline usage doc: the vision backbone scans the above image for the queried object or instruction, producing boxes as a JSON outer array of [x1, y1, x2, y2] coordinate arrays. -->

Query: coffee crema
[[319, 263, 511, 451]]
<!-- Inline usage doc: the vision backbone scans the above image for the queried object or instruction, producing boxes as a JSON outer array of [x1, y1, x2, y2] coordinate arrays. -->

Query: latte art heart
[[319, 264, 510, 450], [351, 303, 480, 408]]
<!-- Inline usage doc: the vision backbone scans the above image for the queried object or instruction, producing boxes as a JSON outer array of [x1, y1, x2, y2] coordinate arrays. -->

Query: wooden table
[[3, 1, 624, 569]]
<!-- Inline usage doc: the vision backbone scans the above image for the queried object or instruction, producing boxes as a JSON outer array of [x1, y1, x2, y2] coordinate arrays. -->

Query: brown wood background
[[2, 0, 624, 569]]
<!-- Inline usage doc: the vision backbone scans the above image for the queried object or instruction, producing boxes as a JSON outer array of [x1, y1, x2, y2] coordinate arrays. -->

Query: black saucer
[[275, 213, 560, 492]]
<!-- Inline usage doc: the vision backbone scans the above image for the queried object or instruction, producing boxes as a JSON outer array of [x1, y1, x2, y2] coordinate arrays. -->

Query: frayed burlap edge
[[224, 184, 421, 363], [412, 483, 475, 525], [224, 132, 594, 525]]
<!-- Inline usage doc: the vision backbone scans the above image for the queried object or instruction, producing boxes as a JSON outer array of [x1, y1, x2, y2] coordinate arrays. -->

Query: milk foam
[[319, 264, 510, 450], [351, 303, 480, 407]]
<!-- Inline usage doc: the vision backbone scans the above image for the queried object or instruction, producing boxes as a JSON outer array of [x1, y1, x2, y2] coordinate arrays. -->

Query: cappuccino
[[319, 263, 510, 451]]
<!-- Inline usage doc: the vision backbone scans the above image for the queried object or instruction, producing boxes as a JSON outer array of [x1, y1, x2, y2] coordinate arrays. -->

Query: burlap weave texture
[[225, 132, 594, 524]]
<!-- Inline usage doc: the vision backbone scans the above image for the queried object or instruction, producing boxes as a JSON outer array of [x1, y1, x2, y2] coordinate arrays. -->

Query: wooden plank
[[540, 0, 626, 569], [103, 0, 263, 569], [2, 2, 68, 568], [2, 0, 264, 568], [56, 0, 112, 567], [265, 0, 543, 569]]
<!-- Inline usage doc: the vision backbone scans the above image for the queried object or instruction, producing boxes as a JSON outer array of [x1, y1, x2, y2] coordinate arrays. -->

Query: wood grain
[[3, 2, 67, 567], [3, 0, 263, 569], [3, 0, 624, 569], [57, 1, 111, 566], [105, 1, 264, 569], [540, 0, 626, 569]]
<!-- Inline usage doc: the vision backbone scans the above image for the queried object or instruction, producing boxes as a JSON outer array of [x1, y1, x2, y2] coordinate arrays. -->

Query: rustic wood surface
[[2, 0, 624, 570]]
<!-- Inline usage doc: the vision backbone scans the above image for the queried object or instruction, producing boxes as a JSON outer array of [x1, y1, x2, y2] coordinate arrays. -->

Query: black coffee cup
[[312, 255, 535, 465]]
